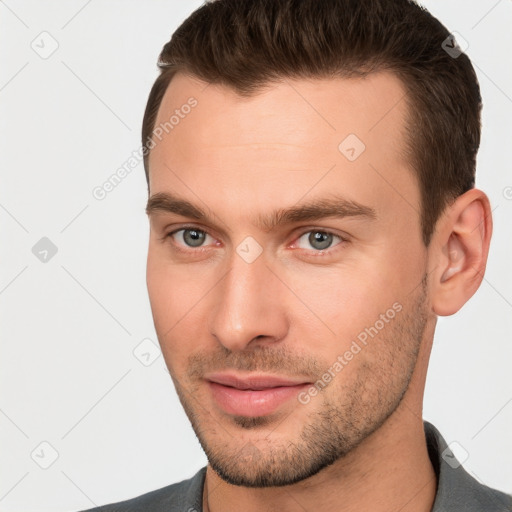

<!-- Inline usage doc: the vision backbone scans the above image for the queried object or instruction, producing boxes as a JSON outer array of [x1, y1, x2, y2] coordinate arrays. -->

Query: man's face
[[146, 72, 430, 486]]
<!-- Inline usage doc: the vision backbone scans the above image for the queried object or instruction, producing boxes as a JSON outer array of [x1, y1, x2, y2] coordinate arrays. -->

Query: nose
[[209, 251, 289, 352]]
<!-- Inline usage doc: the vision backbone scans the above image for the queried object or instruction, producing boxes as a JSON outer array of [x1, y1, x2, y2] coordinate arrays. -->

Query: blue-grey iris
[[183, 229, 206, 247], [309, 231, 333, 250]]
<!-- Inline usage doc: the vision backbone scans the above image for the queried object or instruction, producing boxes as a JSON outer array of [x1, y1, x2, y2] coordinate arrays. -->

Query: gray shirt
[[79, 421, 512, 511]]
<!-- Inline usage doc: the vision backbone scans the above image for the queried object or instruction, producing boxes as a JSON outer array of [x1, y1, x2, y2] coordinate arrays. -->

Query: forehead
[[151, 70, 409, 151], [148, 71, 418, 225]]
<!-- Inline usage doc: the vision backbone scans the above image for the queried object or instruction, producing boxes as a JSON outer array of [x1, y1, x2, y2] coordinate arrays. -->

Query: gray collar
[[424, 421, 512, 511]]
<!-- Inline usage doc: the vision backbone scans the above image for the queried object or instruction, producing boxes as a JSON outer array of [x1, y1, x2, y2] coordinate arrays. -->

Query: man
[[82, 0, 511, 510]]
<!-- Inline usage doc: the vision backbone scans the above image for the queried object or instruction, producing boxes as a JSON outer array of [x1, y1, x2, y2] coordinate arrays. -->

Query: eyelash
[[161, 225, 349, 257]]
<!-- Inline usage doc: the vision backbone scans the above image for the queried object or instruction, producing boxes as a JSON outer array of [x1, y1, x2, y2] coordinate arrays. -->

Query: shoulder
[[424, 421, 512, 512], [76, 467, 206, 512]]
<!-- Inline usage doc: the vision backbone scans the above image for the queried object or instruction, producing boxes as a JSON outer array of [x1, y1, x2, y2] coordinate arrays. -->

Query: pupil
[[309, 231, 332, 250], [184, 229, 205, 247]]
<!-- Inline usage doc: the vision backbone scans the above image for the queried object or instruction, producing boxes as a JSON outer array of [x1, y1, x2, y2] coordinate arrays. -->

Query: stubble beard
[[170, 277, 429, 488]]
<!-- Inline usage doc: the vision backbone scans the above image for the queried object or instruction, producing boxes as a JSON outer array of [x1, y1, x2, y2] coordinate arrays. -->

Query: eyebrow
[[146, 192, 377, 231]]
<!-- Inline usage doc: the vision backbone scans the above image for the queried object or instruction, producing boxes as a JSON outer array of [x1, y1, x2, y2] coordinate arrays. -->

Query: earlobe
[[431, 189, 493, 316]]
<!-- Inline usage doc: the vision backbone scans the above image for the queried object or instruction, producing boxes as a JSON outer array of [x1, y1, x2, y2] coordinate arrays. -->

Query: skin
[[145, 71, 492, 512]]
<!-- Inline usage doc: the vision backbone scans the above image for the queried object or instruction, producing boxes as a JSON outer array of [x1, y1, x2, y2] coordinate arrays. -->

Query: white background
[[1, 1, 511, 511]]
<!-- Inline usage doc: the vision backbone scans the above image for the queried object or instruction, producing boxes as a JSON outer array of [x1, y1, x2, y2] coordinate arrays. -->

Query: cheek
[[147, 248, 203, 324], [282, 263, 397, 332], [147, 252, 174, 330], [280, 255, 417, 374], [146, 250, 215, 366]]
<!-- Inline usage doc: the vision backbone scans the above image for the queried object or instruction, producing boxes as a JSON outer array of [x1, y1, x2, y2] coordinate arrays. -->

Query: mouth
[[205, 372, 312, 417]]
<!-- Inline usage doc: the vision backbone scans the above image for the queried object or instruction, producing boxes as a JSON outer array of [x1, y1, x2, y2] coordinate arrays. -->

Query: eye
[[169, 228, 215, 248], [295, 230, 345, 251]]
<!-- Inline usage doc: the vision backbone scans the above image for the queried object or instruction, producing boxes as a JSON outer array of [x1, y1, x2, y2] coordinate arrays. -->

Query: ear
[[429, 188, 493, 316]]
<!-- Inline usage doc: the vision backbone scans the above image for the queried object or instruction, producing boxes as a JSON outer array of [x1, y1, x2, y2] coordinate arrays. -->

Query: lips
[[206, 372, 309, 390], [205, 372, 311, 417]]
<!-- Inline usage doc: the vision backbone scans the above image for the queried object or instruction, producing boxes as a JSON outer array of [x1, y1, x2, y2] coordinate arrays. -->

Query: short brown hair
[[142, 0, 481, 245]]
